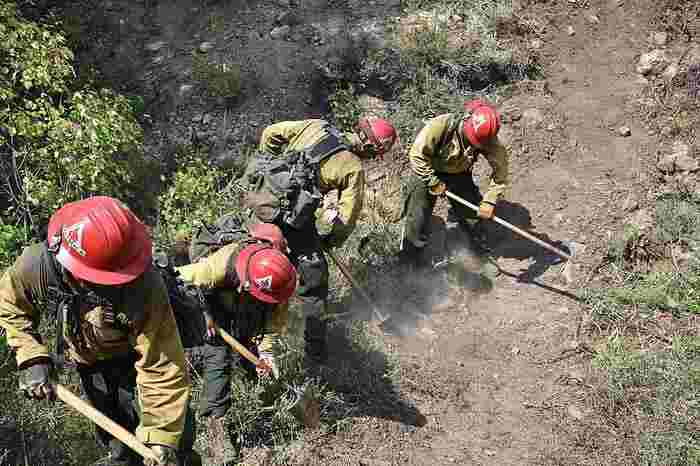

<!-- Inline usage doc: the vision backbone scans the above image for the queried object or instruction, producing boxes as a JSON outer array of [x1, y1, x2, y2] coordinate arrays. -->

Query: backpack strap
[[305, 126, 350, 164], [43, 242, 77, 368], [438, 109, 475, 151]]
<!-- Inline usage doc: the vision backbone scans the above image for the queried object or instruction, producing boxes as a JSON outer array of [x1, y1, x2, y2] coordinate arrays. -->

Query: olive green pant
[[77, 353, 197, 466], [402, 172, 483, 249]]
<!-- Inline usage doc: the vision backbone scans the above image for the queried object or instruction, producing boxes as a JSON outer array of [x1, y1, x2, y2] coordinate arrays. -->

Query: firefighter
[[402, 100, 509, 276], [243, 115, 398, 362], [175, 223, 297, 465], [0, 196, 197, 466]]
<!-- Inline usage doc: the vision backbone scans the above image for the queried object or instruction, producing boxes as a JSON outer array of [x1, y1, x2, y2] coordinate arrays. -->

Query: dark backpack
[[188, 212, 249, 264], [153, 253, 208, 348], [244, 123, 349, 230]]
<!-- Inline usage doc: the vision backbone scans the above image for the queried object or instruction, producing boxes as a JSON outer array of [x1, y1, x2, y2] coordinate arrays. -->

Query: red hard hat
[[463, 101, 500, 148], [47, 196, 152, 285], [248, 223, 287, 252], [235, 243, 297, 304], [356, 115, 398, 158]]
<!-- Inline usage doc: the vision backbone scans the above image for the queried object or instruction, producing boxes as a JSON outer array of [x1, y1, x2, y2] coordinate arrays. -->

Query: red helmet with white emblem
[[235, 243, 297, 304], [46, 196, 152, 285], [356, 115, 398, 159], [463, 100, 501, 148], [247, 223, 288, 252]]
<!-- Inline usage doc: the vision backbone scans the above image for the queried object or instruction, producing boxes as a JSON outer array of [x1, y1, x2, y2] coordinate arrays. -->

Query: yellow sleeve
[[175, 242, 240, 290], [134, 269, 190, 448], [257, 302, 289, 354], [480, 136, 510, 204], [408, 116, 450, 187], [318, 151, 365, 245], [258, 121, 312, 155], [0, 245, 51, 367]]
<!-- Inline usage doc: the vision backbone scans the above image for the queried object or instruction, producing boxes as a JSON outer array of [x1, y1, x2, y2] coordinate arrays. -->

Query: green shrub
[[593, 335, 700, 465], [192, 51, 241, 99], [328, 82, 362, 133], [655, 195, 700, 244], [0, 2, 149, 226], [156, 148, 242, 245], [0, 223, 28, 269]]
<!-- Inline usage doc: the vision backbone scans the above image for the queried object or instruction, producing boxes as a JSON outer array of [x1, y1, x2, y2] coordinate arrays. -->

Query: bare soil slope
[[277, 1, 688, 464]]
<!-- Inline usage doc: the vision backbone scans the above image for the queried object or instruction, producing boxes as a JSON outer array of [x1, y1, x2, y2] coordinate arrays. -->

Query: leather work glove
[[429, 181, 447, 196], [145, 444, 178, 466], [322, 208, 340, 226], [256, 351, 278, 379], [19, 358, 56, 402], [478, 201, 496, 220]]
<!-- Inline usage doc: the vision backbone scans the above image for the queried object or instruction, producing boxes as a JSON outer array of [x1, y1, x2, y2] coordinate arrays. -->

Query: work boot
[[203, 416, 236, 466], [304, 315, 328, 364]]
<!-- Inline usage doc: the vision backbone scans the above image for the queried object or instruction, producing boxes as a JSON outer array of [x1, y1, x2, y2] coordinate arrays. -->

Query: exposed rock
[[270, 25, 291, 40], [501, 107, 522, 124], [587, 15, 600, 25], [622, 192, 640, 212], [567, 25, 576, 36], [198, 41, 215, 53], [146, 40, 167, 52], [522, 108, 545, 127], [661, 126, 674, 137], [636, 49, 669, 75], [567, 404, 585, 421], [178, 84, 195, 98], [673, 141, 698, 172], [662, 63, 679, 81], [276, 11, 299, 26], [627, 208, 654, 233], [618, 126, 631, 137], [676, 172, 697, 192], [657, 152, 676, 173], [652, 31, 668, 46], [531, 38, 544, 49]]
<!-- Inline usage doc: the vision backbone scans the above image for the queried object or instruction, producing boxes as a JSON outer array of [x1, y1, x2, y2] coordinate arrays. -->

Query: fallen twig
[[535, 343, 596, 366]]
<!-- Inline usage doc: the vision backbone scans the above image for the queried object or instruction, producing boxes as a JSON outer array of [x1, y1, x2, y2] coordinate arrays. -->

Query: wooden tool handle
[[444, 191, 572, 261], [325, 249, 388, 322], [217, 328, 260, 365], [55, 384, 159, 462]]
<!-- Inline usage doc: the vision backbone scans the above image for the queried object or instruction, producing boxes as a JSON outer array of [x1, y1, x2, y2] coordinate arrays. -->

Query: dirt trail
[[292, 0, 663, 464]]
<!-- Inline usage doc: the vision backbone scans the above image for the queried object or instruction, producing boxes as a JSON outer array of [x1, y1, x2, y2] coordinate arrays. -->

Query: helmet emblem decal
[[62, 221, 88, 257], [472, 113, 487, 131], [254, 275, 273, 291]]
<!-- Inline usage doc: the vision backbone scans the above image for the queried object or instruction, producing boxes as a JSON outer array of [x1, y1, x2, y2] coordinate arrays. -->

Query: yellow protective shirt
[[0, 243, 190, 448], [175, 242, 288, 354], [259, 119, 365, 245], [408, 114, 510, 204]]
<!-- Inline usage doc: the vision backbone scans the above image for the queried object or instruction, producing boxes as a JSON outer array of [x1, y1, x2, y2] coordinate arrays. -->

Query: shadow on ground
[[317, 320, 427, 429], [478, 200, 574, 282]]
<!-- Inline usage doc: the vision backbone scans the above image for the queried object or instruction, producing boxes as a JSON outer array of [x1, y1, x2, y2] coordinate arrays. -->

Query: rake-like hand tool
[[444, 190, 575, 280], [54, 383, 160, 463], [216, 327, 320, 428]]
